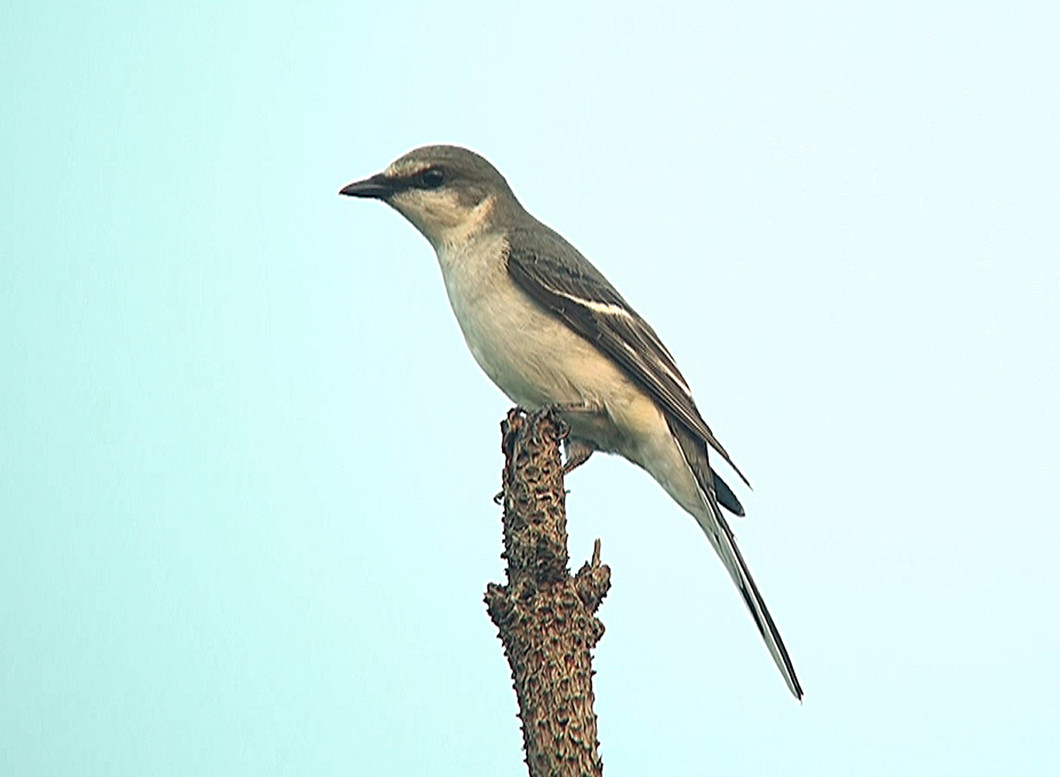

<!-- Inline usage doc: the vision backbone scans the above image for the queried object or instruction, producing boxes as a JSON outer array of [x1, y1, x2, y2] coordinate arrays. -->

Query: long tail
[[668, 419, 804, 700]]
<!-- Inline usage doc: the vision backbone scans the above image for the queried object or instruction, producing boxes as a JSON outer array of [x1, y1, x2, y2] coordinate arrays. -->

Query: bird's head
[[340, 145, 518, 246]]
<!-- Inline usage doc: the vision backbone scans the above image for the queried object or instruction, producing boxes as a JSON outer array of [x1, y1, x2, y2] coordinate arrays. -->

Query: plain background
[[2, 2, 1058, 775]]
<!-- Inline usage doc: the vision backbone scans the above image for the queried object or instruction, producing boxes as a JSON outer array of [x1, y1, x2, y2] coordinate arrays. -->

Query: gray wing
[[505, 225, 751, 488]]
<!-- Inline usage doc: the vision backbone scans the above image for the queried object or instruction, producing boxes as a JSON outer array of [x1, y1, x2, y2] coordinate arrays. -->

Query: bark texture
[[485, 408, 612, 777]]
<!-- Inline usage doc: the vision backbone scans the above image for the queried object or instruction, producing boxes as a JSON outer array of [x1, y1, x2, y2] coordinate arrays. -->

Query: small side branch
[[485, 408, 611, 777]]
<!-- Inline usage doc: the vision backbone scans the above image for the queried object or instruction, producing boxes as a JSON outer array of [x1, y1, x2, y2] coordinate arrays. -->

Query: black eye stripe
[[388, 168, 447, 193], [417, 168, 445, 189]]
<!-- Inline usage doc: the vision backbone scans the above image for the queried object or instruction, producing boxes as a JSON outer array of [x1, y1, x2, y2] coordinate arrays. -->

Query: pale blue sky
[[2, 2, 1058, 775]]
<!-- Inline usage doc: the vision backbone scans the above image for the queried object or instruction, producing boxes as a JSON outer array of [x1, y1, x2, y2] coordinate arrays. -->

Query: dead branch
[[485, 408, 611, 777]]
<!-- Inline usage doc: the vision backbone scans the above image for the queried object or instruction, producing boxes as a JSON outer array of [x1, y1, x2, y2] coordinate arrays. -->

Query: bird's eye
[[419, 169, 445, 189]]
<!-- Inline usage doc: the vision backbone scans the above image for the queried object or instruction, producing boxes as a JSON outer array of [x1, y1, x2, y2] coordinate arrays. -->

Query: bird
[[339, 145, 803, 700]]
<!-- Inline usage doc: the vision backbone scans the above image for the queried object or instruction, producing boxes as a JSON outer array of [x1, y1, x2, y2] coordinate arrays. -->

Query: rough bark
[[485, 408, 612, 777]]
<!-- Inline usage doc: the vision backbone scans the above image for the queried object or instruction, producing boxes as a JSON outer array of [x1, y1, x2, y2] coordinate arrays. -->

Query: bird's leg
[[562, 438, 596, 475], [543, 402, 600, 474], [549, 401, 598, 416]]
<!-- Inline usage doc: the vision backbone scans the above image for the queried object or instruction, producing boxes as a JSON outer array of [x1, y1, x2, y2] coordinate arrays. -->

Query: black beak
[[338, 173, 395, 199]]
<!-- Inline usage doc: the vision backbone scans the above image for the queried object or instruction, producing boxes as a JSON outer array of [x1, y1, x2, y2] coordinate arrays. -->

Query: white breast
[[436, 231, 572, 408]]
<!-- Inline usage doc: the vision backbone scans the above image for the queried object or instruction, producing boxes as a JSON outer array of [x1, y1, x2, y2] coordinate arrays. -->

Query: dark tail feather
[[668, 419, 803, 700], [712, 468, 745, 516], [710, 501, 804, 699]]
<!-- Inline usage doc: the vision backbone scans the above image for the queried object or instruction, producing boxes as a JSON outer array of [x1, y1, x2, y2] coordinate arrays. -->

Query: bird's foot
[[526, 404, 573, 444]]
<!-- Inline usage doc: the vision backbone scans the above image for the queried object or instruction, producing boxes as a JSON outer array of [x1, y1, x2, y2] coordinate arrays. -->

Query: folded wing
[[505, 226, 750, 488]]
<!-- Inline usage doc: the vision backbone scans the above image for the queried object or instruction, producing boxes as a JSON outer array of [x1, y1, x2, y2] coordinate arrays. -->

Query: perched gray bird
[[340, 145, 803, 699]]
